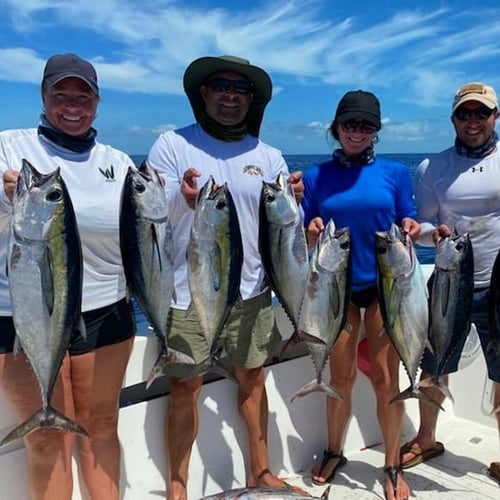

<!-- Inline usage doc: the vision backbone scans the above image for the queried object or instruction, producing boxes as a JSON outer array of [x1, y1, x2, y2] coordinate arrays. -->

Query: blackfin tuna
[[1, 160, 88, 446], [292, 219, 351, 401], [375, 223, 440, 407], [120, 164, 194, 389]]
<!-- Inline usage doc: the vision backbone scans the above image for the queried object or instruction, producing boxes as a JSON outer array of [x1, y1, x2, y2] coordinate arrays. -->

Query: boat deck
[[0, 283, 498, 499], [284, 417, 499, 499]]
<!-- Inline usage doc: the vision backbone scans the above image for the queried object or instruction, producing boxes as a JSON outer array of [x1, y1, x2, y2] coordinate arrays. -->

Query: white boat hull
[[0, 265, 498, 499]]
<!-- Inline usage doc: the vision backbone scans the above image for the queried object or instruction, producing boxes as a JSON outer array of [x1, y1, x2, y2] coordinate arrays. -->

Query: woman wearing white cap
[[0, 53, 135, 500]]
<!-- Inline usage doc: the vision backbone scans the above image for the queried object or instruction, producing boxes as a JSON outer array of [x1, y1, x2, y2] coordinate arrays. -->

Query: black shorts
[[0, 299, 135, 356], [350, 285, 378, 309]]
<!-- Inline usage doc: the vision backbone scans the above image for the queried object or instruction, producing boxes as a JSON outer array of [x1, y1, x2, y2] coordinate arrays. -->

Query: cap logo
[[457, 83, 488, 98]]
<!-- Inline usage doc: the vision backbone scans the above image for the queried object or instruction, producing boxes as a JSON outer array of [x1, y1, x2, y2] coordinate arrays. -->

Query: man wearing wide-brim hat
[[146, 55, 305, 499]]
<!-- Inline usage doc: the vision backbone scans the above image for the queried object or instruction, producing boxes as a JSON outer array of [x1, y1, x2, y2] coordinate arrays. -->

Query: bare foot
[[167, 480, 188, 500], [248, 468, 310, 496]]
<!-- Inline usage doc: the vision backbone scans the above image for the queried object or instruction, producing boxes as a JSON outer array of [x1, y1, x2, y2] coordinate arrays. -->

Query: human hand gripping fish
[[182, 167, 202, 209], [2, 169, 19, 201]]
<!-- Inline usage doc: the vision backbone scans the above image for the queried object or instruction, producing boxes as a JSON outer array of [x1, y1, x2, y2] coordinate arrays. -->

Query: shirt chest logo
[[99, 165, 116, 181], [242, 165, 264, 176]]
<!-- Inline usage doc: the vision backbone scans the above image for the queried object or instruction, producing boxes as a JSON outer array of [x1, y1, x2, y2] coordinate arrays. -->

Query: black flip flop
[[311, 449, 347, 485]]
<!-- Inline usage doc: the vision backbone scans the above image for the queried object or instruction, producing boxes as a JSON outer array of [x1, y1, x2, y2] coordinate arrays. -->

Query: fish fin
[[377, 326, 387, 338], [145, 347, 195, 389], [0, 406, 88, 447], [440, 273, 450, 317], [278, 333, 301, 360], [150, 223, 163, 272], [390, 385, 444, 410], [418, 376, 454, 403], [320, 485, 332, 500], [211, 245, 222, 292], [13, 336, 23, 356], [76, 315, 87, 342], [291, 380, 342, 402], [425, 339, 435, 356], [331, 274, 340, 318], [41, 245, 55, 315]]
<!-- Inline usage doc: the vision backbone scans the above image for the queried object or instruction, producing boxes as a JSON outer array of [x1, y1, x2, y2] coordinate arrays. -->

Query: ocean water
[[131, 152, 435, 265]]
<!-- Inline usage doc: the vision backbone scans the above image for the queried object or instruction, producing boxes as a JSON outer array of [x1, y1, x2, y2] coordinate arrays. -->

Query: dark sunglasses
[[341, 120, 378, 134], [207, 77, 253, 95], [454, 106, 496, 121]]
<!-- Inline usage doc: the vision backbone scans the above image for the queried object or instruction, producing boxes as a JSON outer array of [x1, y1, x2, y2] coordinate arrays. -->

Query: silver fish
[[292, 219, 351, 401], [199, 484, 330, 500], [1, 160, 88, 446], [489, 246, 500, 356], [187, 176, 243, 379], [375, 223, 439, 407], [422, 233, 474, 402], [119, 164, 194, 389], [259, 173, 318, 357]]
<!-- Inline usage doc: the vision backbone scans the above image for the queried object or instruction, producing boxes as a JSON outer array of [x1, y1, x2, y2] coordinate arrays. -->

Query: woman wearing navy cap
[[0, 53, 135, 500]]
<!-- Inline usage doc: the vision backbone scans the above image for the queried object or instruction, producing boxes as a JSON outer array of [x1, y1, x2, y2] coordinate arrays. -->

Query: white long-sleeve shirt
[[414, 143, 500, 287]]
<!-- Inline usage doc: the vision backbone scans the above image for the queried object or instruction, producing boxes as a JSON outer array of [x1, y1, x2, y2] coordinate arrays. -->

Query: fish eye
[[46, 188, 62, 202], [215, 199, 227, 209], [134, 182, 146, 193]]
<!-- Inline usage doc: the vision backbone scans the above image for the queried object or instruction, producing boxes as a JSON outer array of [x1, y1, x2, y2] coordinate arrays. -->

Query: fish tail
[[320, 485, 332, 500], [278, 334, 301, 360], [209, 356, 238, 384], [390, 386, 444, 410], [418, 376, 455, 403], [290, 380, 343, 403], [299, 331, 327, 346], [0, 406, 88, 447], [145, 346, 196, 389]]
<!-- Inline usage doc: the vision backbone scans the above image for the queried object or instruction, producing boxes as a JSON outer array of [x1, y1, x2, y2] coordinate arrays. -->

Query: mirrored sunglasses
[[454, 106, 495, 121], [207, 78, 253, 95], [341, 120, 378, 134]]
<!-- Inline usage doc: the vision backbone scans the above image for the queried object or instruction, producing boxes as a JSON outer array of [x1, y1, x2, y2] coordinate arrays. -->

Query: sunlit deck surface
[[284, 417, 499, 499]]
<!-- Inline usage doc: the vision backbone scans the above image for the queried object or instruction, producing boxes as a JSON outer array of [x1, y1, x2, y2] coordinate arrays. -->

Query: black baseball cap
[[335, 90, 381, 129]]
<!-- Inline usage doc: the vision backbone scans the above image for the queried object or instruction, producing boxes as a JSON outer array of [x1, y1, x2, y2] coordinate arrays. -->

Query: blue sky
[[1, 0, 500, 155]]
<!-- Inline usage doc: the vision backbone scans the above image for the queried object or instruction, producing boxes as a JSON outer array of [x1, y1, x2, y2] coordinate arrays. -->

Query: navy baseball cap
[[42, 53, 99, 95]]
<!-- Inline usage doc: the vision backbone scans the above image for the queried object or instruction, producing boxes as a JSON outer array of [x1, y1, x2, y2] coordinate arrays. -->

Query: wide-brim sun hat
[[183, 55, 272, 137]]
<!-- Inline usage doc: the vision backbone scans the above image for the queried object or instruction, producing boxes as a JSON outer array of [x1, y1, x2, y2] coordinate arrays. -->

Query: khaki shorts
[[167, 290, 281, 376]]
